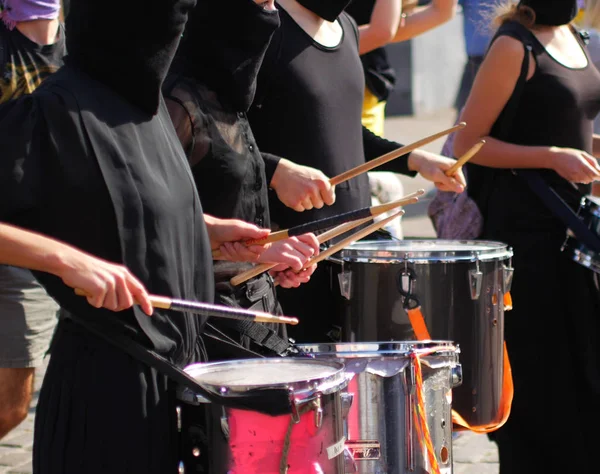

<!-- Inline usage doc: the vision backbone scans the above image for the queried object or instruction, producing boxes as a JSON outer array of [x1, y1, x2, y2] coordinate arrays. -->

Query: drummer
[[164, 0, 326, 359], [0, 0, 313, 471], [247, 0, 467, 343]]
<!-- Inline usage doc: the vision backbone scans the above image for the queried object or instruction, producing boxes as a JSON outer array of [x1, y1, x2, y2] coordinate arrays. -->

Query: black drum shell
[[335, 240, 511, 427]]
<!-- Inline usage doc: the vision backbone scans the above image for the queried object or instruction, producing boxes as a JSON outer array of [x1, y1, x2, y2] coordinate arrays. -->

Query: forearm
[[358, 0, 402, 55], [0, 223, 78, 276], [392, 0, 457, 43], [362, 126, 416, 176], [453, 134, 553, 169]]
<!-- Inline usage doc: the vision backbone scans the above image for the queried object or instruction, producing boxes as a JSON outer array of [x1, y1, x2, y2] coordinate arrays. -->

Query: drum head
[[184, 358, 347, 397], [337, 239, 512, 263]]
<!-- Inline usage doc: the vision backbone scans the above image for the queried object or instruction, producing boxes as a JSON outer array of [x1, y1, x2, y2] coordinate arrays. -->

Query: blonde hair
[[582, 0, 600, 30], [490, 1, 536, 29]]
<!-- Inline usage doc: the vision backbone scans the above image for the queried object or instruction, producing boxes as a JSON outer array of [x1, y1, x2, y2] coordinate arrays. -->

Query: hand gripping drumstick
[[73, 289, 299, 325], [329, 122, 467, 186], [274, 210, 405, 287], [444, 139, 486, 177], [229, 215, 375, 287], [237, 189, 423, 247]]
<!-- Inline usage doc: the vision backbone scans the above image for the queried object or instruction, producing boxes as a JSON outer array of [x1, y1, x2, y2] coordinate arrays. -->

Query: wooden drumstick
[[274, 210, 405, 287], [73, 289, 299, 325], [213, 189, 424, 259], [329, 123, 467, 186], [445, 139, 486, 177], [229, 215, 374, 287]]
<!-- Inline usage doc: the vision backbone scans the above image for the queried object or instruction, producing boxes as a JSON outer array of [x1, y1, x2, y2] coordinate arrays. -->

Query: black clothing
[[249, 6, 413, 342], [0, 43, 213, 474], [520, 0, 578, 26], [164, 11, 287, 356], [481, 22, 600, 474], [346, 0, 396, 102], [0, 21, 65, 102], [250, 7, 413, 231], [65, 0, 195, 115], [176, 0, 280, 113], [296, 0, 353, 22]]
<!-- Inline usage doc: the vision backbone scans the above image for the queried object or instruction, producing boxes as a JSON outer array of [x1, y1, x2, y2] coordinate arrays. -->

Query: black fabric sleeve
[[262, 152, 282, 186], [362, 125, 416, 176], [0, 96, 46, 222]]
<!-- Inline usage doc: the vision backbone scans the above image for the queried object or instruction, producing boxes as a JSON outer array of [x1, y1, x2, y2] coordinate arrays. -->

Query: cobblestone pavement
[[0, 110, 500, 473]]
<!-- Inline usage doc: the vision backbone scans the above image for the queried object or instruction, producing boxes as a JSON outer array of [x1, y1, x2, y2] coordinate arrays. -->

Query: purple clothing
[[0, 0, 60, 30]]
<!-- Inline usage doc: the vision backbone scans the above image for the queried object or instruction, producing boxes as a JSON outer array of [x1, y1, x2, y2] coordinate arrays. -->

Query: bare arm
[[392, 0, 457, 43], [593, 134, 600, 159], [454, 35, 600, 184], [357, 0, 402, 54], [0, 223, 153, 314]]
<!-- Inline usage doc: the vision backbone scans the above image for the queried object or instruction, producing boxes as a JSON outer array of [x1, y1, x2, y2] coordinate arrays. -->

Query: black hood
[[175, 0, 280, 112], [520, 0, 578, 26], [66, 0, 196, 115]]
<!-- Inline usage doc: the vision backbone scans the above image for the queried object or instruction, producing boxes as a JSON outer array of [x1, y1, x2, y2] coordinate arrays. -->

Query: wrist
[[270, 158, 291, 190], [407, 151, 422, 172]]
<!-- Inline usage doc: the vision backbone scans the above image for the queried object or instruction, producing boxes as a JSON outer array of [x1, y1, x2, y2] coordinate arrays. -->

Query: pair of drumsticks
[[75, 124, 484, 326]]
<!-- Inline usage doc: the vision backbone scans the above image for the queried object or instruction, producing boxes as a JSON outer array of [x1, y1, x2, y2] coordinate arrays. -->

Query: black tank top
[[485, 21, 600, 236]]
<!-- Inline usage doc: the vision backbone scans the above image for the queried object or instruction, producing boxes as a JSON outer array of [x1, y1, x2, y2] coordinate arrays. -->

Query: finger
[[292, 202, 305, 212], [310, 190, 325, 209], [125, 272, 153, 316], [286, 236, 317, 258], [582, 153, 600, 175], [101, 276, 118, 311], [230, 242, 262, 262], [451, 168, 467, 188], [301, 197, 314, 211], [86, 281, 107, 309], [113, 272, 133, 311], [234, 221, 270, 240], [296, 233, 320, 255], [321, 185, 336, 206], [275, 271, 302, 288]]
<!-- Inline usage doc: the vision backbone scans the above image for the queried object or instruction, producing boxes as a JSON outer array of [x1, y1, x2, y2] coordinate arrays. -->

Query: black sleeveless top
[[485, 21, 600, 237]]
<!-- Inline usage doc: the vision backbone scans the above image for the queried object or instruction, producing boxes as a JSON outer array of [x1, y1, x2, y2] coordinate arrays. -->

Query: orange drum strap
[[504, 291, 513, 311], [411, 350, 442, 474], [406, 306, 514, 434]]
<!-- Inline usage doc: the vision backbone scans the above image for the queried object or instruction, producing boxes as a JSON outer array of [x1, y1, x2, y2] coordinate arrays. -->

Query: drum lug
[[314, 393, 323, 429], [469, 260, 483, 300], [451, 364, 463, 388], [338, 267, 353, 300], [220, 407, 230, 440], [176, 405, 183, 433], [340, 391, 354, 418], [502, 261, 514, 293], [343, 446, 359, 473], [289, 389, 302, 424]]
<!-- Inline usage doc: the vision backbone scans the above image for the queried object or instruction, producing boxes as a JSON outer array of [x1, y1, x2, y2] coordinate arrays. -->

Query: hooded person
[[163, 0, 332, 360], [0, 0, 284, 471]]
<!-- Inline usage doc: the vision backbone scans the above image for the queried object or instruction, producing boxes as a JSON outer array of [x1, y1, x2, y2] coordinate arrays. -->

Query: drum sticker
[[326, 437, 346, 460], [345, 440, 381, 461]]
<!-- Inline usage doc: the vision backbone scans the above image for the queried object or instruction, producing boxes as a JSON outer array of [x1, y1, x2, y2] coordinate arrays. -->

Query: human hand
[[270, 158, 336, 212], [255, 233, 320, 270], [407, 149, 466, 192], [205, 215, 270, 262], [547, 147, 600, 184], [58, 250, 153, 316], [270, 263, 318, 288]]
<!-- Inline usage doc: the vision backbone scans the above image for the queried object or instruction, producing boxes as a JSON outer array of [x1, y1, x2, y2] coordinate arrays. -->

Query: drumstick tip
[[458, 121, 467, 128]]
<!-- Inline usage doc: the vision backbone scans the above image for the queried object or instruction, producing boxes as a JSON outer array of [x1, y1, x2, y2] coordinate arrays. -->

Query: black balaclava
[[519, 0, 578, 26], [176, 0, 280, 112], [296, 0, 352, 22], [66, 0, 196, 115]]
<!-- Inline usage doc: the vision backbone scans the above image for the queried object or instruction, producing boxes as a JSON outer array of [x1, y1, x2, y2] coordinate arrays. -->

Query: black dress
[[0, 64, 214, 473], [248, 7, 415, 342], [482, 23, 600, 473]]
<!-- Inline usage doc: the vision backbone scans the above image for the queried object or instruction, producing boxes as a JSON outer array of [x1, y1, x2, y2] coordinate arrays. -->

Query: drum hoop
[[296, 341, 460, 360], [183, 358, 347, 398], [336, 240, 513, 264]]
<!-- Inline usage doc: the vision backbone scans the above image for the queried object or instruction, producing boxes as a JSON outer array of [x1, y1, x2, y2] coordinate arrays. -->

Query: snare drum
[[296, 341, 461, 474], [176, 358, 349, 473], [332, 240, 513, 427], [561, 196, 600, 273]]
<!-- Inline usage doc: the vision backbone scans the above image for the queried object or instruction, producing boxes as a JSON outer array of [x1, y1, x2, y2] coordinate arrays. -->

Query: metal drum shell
[[334, 240, 512, 427], [295, 341, 461, 474], [176, 358, 349, 474]]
